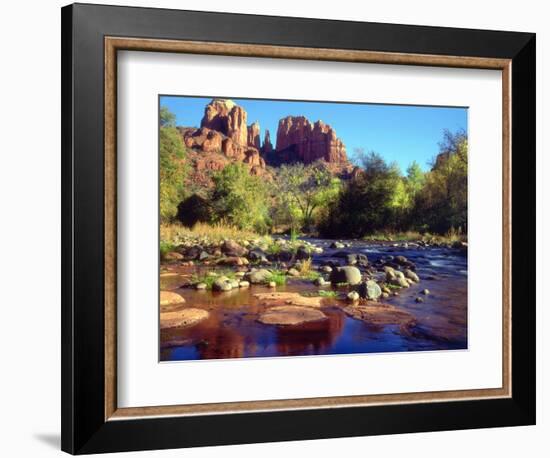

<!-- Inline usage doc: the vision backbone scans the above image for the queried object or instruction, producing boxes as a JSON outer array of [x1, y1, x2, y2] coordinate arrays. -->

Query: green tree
[[274, 162, 341, 232], [160, 106, 176, 127], [320, 152, 403, 237], [210, 163, 270, 233], [412, 129, 467, 233], [406, 160, 425, 196], [159, 108, 188, 222]]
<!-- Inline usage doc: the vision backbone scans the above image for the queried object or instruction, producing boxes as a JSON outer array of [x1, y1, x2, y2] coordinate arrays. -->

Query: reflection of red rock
[[276, 116, 347, 164]]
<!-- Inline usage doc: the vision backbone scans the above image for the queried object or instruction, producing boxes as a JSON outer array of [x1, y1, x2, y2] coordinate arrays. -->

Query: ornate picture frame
[[61, 3, 535, 454]]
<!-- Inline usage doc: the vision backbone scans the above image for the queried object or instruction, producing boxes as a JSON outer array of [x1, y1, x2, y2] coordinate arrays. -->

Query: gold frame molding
[[104, 36, 512, 421]]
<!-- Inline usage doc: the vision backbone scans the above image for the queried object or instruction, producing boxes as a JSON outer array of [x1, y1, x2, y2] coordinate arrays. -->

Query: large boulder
[[221, 240, 248, 257], [329, 266, 362, 285]]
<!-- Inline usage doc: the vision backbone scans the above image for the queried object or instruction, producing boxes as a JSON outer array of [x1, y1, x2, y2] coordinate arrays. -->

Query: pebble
[[268, 281, 277, 288], [422, 289, 430, 295], [415, 297, 424, 303], [196, 283, 207, 290]]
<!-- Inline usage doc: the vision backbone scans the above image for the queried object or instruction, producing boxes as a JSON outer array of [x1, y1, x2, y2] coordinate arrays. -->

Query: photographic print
[[159, 96, 468, 362]]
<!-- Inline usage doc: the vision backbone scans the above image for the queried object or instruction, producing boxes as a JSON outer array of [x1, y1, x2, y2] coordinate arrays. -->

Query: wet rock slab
[[258, 305, 327, 326], [253, 292, 325, 308], [160, 291, 186, 306], [160, 308, 209, 329], [343, 302, 416, 328]]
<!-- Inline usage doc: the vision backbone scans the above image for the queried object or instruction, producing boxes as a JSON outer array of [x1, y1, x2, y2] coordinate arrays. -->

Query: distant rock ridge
[[178, 99, 351, 185]]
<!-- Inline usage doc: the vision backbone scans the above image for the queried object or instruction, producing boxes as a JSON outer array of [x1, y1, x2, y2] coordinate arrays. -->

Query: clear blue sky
[[160, 95, 467, 172]]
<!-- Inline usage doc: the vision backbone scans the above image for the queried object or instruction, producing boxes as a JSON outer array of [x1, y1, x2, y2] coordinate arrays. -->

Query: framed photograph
[[61, 3, 536, 454]]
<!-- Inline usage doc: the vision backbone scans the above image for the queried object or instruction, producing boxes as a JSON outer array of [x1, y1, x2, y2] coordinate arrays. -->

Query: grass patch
[[317, 290, 338, 298], [265, 270, 287, 286], [300, 290, 338, 298], [161, 222, 272, 246], [160, 240, 176, 257], [296, 258, 320, 280], [266, 243, 282, 255]]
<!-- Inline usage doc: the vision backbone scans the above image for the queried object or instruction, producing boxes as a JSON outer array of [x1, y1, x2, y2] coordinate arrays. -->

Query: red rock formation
[[247, 121, 261, 149], [180, 127, 223, 153], [243, 148, 266, 168], [201, 99, 248, 146], [262, 129, 273, 153], [275, 116, 347, 164]]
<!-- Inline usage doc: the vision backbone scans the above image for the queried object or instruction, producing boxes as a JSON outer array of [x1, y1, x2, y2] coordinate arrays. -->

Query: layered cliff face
[[275, 116, 347, 164], [200, 99, 248, 147]]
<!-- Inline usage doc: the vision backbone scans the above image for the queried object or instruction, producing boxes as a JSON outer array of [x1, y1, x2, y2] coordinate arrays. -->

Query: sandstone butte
[[178, 98, 355, 184]]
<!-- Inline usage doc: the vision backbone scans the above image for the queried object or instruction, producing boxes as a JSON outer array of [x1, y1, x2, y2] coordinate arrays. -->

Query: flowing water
[[160, 238, 467, 361]]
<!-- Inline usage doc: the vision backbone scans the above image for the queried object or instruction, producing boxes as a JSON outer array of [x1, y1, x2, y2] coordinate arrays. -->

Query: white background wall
[[0, 0, 545, 456]]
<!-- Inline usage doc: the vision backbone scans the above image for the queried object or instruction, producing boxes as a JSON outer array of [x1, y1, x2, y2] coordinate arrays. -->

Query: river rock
[[195, 283, 207, 290], [395, 255, 408, 265], [422, 289, 430, 295], [268, 281, 277, 288], [404, 269, 420, 283], [247, 269, 272, 284], [160, 308, 209, 329], [415, 297, 424, 303], [330, 241, 345, 249], [239, 281, 250, 288], [296, 246, 311, 260], [347, 291, 360, 302], [160, 291, 186, 306], [163, 251, 184, 261], [391, 276, 410, 288], [359, 280, 382, 300], [329, 266, 362, 285], [321, 265, 333, 273], [314, 277, 329, 286], [384, 266, 396, 281], [217, 256, 248, 266], [198, 250, 210, 261], [221, 240, 248, 257], [257, 306, 327, 326], [287, 268, 301, 277], [248, 248, 268, 263], [212, 277, 233, 291]]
